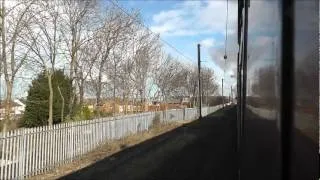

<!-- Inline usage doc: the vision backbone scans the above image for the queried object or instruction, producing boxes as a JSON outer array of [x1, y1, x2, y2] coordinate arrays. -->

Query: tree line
[[0, 0, 218, 130]]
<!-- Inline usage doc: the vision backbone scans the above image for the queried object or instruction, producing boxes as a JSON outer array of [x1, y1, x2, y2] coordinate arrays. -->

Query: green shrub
[[93, 109, 113, 118], [81, 106, 94, 120], [22, 70, 74, 127]]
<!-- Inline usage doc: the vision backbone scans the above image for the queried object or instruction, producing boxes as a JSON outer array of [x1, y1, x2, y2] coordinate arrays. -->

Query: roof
[[166, 98, 181, 104], [0, 99, 25, 109], [0, 101, 22, 109]]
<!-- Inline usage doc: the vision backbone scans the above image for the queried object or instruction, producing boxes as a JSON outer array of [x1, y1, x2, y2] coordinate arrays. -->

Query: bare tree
[[91, 5, 136, 106], [109, 41, 128, 115], [184, 67, 199, 107], [153, 53, 186, 102], [129, 29, 160, 104], [60, 0, 97, 116], [23, 1, 63, 126], [117, 44, 136, 114], [75, 38, 99, 107], [0, 0, 36, 131], [200, 67, 219, 106]]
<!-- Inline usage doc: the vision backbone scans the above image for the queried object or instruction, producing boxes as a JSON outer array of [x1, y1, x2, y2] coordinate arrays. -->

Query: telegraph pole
[[0, 7, 2, 108], [197, 44, 202, 119], [222, 78, 224, 107], [231, 85, 233, 104]]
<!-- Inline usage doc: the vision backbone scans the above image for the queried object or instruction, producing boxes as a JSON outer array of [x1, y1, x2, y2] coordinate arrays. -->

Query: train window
[[237, 0, 319, 179], [291, 0, 319, 179]]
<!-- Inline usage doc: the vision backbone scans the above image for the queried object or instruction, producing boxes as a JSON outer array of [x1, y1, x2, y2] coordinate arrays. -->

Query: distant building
[[0, 99, 25, 120], [181, 97, 190, 104], [82, 96, 193, 114]]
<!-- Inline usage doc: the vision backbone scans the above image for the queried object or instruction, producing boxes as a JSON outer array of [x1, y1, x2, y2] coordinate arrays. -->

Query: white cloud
[[200, 38, 215, 48], [209, 1, 282, 80], [197, 1, 238, 34], [152, 9, 185, 24], [149, 0, 238, 94], [150, 1, 238, 37]]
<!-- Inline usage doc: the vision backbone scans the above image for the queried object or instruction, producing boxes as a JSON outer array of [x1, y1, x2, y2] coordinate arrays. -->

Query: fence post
[[62, 123, 66, 164], [0, 106, 219, 178], [56, 124, 60, 166], [3, 131, 9, 178], [50, 126, 55, 169], [20, 129, 25, 178], [8, 131, 13, 179], [35, 127, 39, 175], [14, 129, 19, 179], [32, 127, 36, 175], [17, 129, 21, 178]]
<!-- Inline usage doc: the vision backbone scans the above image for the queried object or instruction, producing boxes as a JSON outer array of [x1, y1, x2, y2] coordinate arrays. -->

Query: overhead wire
[[2, 0, 201, 101], [223, 0, 229, 98], [224, 0, 229, 58], [107, 0, 196, 65]]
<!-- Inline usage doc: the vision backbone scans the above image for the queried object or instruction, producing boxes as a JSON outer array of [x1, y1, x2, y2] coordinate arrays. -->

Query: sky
[[1, 0, 237, 99], [1, 0, 296, 99], [116, 0, 239, 96]]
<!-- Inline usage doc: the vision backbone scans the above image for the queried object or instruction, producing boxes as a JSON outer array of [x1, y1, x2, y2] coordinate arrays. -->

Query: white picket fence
[[0, 104, 225, 179]]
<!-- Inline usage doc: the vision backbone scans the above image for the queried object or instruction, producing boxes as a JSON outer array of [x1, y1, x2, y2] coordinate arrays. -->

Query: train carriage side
[[237, 0, 319, 179]]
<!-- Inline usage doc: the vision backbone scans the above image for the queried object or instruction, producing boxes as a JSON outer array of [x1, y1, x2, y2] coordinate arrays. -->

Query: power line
[[223, 0, 229, 105], [224, 0, 229, 57], [108, 0, 195, 64]]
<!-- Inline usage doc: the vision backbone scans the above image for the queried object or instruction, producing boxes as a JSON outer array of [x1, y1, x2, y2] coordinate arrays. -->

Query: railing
[[0, 104, 225, 179], [184, 108, 198, 121]]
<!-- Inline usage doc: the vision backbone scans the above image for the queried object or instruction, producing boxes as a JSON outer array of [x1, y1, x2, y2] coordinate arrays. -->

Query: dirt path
[[60, 106, 238, 180]]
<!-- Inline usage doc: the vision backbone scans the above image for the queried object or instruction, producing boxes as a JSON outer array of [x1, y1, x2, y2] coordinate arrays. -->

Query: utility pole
[[197, 44, 202, 119], [222, 78, 224, 107], [231, 85, 233, 104], [0, 6, 2, 110]]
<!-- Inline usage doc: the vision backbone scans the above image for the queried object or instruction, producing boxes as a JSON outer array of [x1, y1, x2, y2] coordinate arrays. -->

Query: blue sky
[[2, 0, 238, 99], [115, 0, 239, 95], [112, 0, 286, 98], [0, 0, 283, 99], [116, 0, 224, 61]]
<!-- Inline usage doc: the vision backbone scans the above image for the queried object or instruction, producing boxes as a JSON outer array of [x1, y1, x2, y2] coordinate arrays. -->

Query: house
[[181, 97, 192, 107], [82, 96, 192, 114], [159, 96, 192, 110], [83, 97, 146, 114], [0, 99, 25, 120]]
